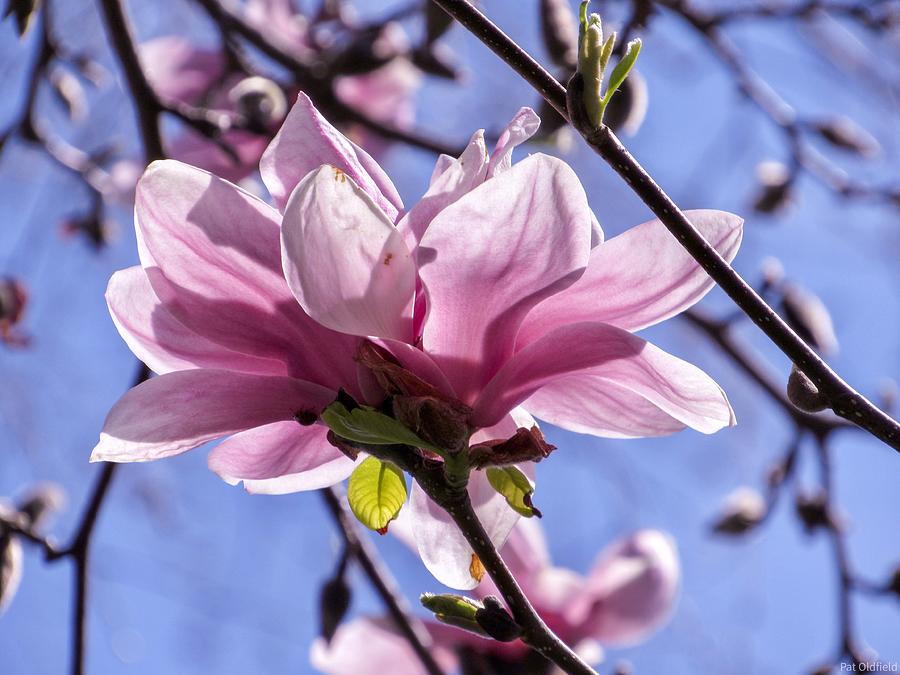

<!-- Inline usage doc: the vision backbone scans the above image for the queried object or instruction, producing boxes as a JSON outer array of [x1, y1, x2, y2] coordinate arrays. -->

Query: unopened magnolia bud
[[795, 491, 834, 533], [228, 77, 287, 131], [752, 161, 793, 214], [760, 256, 785, 291], [49, 66, 87, 121], [421, 592, 489, 637], [540, 0, 579, 70], [319, 575, 352, 643], [411, 43, 461, 80], [781, 284, 838, 356], [331, 22, 408, 76], [0, 501, 24, 614], [0, 277, 29, 347], [475, 596, 522, 642], [16, 482, 65, 530], [712, 487, 767, 535], [813, 116, 880, 158], [787, 365, 828, 413], [887, 566, 900, 597]]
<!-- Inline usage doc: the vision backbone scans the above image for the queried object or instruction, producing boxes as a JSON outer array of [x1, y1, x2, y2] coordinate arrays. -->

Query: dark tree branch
[[320, 486, 447, 675], [427, 0, 900, 452], [95, 0, 164, 161]]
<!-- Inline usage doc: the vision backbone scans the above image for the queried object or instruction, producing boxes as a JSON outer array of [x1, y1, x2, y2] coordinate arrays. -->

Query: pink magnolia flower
[[311, 520, 680, 673], [93, 92, 740, 589]]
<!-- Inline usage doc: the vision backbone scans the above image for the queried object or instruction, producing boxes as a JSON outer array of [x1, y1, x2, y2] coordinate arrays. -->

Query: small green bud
[[420, 593, 489, 637]]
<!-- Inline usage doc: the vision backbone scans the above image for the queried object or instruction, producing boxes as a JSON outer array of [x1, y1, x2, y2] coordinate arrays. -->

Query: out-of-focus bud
[[319, 573, 352, 643], [809, 665, 832, 675], [0, 277, 29, 348], [3, 0, 41, 37], [469, 426, 555, 468], [613, 661, 634, 675], [540, 0, 579, 70], [227, 76, 287, 132], [475, 596, 522, 642], [759, 256, 785, 297], [602, 69, 648, 137], [813, 116, 881, 158], [886, 565, 900, 598], [780, 283, 839, 356], [877, 378, 897, 415], [787, 365, 828, 413], [49, 65, 87, 121], [0, 502, 24, 614], [795, 490, 835, 533], [752, 160, 794, 214], [712, 487, 767, 535], [423, 3, 453, 46], [16, 482, 65, 530], [411, 42, 461, 81], [61, 212, 116, 250], [329, 22, 408, 76]]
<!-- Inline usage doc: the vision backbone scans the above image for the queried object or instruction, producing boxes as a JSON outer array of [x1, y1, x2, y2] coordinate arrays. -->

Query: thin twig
[[320, 487, 446, 675], [427, 0, 900, 452]]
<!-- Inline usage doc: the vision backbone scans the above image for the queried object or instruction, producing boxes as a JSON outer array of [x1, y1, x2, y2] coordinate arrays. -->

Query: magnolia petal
[[474, 321, 734, 434], [569, 530, 680, 646], [281, 166, 415, 340], [107, 266, 286, 376], [311, 617, 457, 675], [487, 107, 540, 178], [208, 421, 355, 494], [523, 377, 690, 438], [428, 153, 456, 187], [397, 130, 489, 247], [260, 92, 402, 218], [135, 160, 359, 390], [418, 154, 593, 403], [519, 210, 743, 345], [91, 370, 334, 463]]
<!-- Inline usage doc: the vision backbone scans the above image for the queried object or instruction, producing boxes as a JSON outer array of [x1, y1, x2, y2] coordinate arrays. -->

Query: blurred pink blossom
[[93, 93, 739, 588], [137, 3, 421, 181], [311, 521, 680, 672]]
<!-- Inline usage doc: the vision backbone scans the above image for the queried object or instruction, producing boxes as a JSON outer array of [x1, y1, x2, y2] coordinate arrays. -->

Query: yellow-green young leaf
[[347, 457, 407, 533], [321, 402, 441, 452], [486, 466, 540, 518]]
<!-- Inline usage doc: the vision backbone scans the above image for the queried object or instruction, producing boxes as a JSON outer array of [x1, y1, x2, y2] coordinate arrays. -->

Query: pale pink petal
[[428, 154, 456, 187], [487, 107, 540, 177], [569, 530, 680, 646], [208, 421, 355, 494], [260, 92, 402, 218], [518, 210, 743, 345], [139, 37, 224, 104], [91, 370, 335, 463], [409, 469, 524, 590], [281, 166, 415, 340], [311, 617, 457, 675], [496, 516, 551, 582], [418, 154, 593, 403], [523, 377, 690, 438], [107, 266, 286, 376], [473, 322, 734, 434], [397, 130, 488, 247], [135, 160, 359, 391]]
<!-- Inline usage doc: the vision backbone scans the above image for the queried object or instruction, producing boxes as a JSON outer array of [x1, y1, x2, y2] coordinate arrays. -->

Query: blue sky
[[1, 1, 898, 673]]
